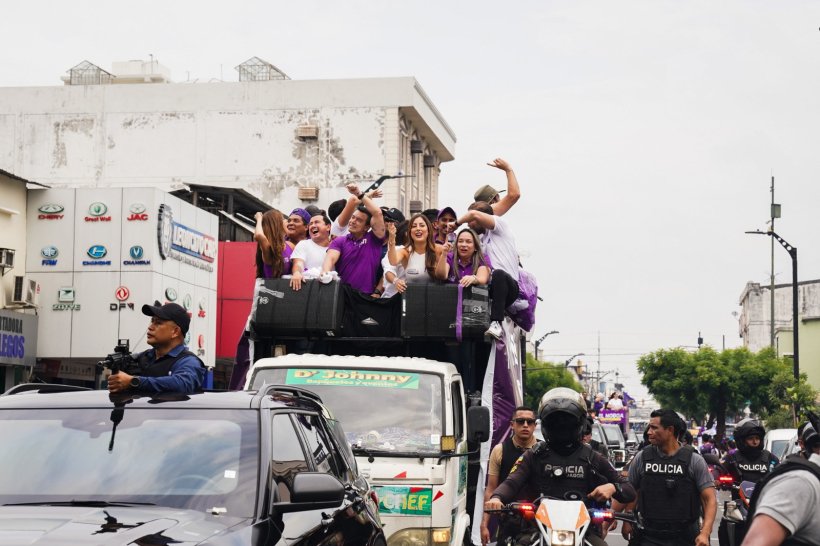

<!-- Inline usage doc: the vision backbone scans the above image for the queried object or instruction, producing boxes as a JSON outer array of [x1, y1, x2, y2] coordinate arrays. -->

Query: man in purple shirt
[[322, 189, 386, 294]]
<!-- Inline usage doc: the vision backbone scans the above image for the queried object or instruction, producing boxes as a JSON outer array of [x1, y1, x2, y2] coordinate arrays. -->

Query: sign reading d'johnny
[[0, 310, 38, 368]]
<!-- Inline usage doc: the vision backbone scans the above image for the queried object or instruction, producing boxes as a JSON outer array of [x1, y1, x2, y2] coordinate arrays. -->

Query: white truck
[[246, 354, 490, 546]]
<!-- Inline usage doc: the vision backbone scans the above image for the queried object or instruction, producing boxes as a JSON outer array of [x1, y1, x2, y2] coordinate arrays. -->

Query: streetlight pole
[[746, 229, 799, 383], [565, 353, 585, 368], [534, 330, 559, 362]]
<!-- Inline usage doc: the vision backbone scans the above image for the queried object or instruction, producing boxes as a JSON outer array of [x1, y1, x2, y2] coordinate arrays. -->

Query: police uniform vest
[[499, 437, 530, 484], [132, 347, 204, 377], [731, 450, 773, 483], [747, 457, 820, 546], [533, 443, 598, 499], [637, 445, 700, 526]]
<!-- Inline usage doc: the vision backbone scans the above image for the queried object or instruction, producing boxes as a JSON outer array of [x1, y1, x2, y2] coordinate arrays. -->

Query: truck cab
[[246, 354, 490, 546]]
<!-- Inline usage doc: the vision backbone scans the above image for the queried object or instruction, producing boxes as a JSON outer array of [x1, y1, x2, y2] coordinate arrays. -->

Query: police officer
[[485, 388, 635, 546], [584, 416, 610, 459], [612, 408, 716, 546], [107, 301, 205, 394], [723, 419, 778, 486], [480, 406, 538, 546], [741, 414, 820, 546]]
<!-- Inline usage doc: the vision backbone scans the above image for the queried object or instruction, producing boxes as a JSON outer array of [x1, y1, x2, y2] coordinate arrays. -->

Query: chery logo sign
[[37, 204, 64, 220]]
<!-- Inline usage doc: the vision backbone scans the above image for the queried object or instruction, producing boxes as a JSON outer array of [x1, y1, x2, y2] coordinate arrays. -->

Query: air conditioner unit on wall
[[296, 125, 319, 140], [0, 248, 14, 269], [11, 276, 40, 307]]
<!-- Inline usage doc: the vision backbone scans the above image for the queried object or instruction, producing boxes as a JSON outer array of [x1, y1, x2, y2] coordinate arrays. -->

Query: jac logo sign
[[37, 204, 64, 220], [127, 203, 148, 221], [85, 202, 112, 222]]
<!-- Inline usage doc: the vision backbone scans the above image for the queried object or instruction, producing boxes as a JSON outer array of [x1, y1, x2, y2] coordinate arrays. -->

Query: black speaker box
[[250, 278, 343, 339], [401, 284, 490, 339]]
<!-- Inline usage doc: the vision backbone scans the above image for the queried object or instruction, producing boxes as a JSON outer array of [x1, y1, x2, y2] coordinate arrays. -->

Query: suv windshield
[[0, 408, 259, 517], [252, 367, 444, 454], [601, 424, 625, 447]]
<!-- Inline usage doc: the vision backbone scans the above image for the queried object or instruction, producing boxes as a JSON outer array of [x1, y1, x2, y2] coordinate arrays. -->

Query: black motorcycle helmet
[[734, 418, 765, 458], [538, 388, 588, 456]]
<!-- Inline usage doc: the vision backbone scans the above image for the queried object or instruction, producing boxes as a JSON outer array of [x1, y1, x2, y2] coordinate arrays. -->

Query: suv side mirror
[[272, 472, 346, 514], [467, 406, 490, 444]]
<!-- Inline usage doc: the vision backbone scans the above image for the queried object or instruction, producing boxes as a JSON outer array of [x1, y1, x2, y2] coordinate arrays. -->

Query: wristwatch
[[130, 376, 142, 389]]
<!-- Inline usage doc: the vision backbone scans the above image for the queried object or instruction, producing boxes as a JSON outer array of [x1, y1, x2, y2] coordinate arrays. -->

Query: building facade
[[0, 60, 456, 217], [738, 280, 820, 390]]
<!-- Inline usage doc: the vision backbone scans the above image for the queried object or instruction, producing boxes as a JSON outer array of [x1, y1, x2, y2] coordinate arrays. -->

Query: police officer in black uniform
[[723, 419, 778, 486], [107, 301, 205, 394], [485, 388, 636, 546], [612, 408, 716, 546]]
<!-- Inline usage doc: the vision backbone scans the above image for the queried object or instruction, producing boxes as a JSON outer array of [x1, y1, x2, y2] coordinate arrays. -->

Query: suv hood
[[0, 505, 248, 545]]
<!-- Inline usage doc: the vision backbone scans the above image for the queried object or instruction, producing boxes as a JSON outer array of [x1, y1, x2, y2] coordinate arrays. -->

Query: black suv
[[0, 384, 386, 546]]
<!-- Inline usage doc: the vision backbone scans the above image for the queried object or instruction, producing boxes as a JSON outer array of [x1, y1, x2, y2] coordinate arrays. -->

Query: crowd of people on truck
[[248, 157, 523, 342]]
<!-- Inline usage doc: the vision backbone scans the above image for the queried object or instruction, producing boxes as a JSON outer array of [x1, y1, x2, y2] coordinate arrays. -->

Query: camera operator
[[107, 301, 205, 394]]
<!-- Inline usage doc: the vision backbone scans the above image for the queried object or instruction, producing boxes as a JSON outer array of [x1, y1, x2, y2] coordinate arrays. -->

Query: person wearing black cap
[[107, 301, 206, 394]]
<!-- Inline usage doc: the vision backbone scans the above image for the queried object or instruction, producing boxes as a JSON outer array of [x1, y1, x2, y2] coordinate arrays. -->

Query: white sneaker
[[485, 321, 503, 340]]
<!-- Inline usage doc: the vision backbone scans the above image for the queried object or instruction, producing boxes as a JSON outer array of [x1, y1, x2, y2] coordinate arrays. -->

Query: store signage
[[85, 202, 112, 222], [54, 287, 80, 310], [127, 203, 149, 221], [41, 246, 58, 266], [183, 293, 192, 311], [83, 245, 111, 266], [110, 302, 135, 311], [165, 287, 177, 301], [115, 286, 130, 301], [157, 204, 216, 272], [123, 245, 151, 266], [0, 309, 37, 368], [197, 297, 206, 318], [37, 204, 64, 220]]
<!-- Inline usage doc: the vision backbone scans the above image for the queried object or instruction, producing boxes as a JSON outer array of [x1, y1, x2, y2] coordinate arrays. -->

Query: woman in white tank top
[[387, 213, 447, 283]]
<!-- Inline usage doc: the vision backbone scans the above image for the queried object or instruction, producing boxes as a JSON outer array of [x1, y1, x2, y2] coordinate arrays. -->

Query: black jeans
[[489, 269, 520, 322]]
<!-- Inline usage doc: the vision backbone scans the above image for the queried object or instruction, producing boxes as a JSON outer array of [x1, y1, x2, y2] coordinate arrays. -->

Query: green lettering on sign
[[285, 369, 420, 389], [374, 486, 433, 516]]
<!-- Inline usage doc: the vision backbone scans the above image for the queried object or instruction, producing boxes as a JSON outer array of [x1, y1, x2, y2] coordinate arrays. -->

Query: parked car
[[0, 383, 387, 546], [764, 428, 798, 460]]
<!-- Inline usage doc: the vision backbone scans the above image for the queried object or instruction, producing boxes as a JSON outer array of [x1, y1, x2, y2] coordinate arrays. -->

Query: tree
[[762, 369, 820, 428], [637, 346, 788, 441], [523, 353, 582, 411]]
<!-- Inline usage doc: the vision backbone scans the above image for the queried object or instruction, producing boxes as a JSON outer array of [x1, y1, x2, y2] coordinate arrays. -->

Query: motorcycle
[[486, 495, 633, 546], [716, 474, 756, 546]]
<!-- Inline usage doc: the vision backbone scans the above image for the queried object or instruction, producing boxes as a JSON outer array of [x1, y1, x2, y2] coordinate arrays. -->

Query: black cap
[[381, 207, 405, 223], [304, 205, 324, 218], [142, 300, 191, 335]]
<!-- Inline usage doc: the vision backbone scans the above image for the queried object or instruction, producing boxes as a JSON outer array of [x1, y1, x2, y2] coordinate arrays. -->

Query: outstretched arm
[[488, 158, 520, 217], [361, 193, 385, 239], [457, 210, 496, 231]]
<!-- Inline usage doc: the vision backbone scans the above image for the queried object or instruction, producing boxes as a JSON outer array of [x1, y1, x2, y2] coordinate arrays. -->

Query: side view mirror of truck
[[271, 472, 346, 514], [467, 406, 491, 444]]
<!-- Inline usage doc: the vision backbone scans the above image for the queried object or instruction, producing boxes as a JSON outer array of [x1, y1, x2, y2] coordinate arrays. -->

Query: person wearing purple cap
[[322, 187, 386, 294], [107, 301, 205, 394], [287, 208, 311, 244], [435, 206, 458, 245]]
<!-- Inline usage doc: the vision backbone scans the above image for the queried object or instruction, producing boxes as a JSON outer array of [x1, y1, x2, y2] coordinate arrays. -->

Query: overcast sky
[[5, 1, 820, 400]]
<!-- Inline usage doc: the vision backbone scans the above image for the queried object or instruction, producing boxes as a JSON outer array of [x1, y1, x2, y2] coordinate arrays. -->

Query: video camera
[[97, 339, 137, 375]]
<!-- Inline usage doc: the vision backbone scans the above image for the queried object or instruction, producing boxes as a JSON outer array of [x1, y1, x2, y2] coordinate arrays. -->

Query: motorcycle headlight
[[388, 528, 451, 546], [550, 530, 575, 546]]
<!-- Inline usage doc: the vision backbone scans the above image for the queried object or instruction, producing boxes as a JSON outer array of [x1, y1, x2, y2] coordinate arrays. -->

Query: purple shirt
[[446, 252, 492, 283], [329, 231, 385, 293], [262, 244, 293, 278]]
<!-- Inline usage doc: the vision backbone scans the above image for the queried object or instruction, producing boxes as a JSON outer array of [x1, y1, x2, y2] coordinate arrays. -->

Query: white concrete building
[[0, 59, 456, 216]]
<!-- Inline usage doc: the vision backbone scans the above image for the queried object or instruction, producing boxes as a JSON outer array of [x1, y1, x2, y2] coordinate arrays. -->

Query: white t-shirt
[[480, 216, 520, 280], [291, 239, 330, 271], [331, 221, 349, 238]]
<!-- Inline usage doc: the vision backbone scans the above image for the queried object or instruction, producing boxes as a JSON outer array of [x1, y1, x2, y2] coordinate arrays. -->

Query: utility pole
[[770, 175, 778, 348]]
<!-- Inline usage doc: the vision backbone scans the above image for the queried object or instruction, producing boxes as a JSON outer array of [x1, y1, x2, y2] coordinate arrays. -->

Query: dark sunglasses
[[513, 418, 536, 425]]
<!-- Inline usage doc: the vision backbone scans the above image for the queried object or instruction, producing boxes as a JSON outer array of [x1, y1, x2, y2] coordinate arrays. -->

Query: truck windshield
[[253, 367, 444, 454], [0, 408, 259, 517]]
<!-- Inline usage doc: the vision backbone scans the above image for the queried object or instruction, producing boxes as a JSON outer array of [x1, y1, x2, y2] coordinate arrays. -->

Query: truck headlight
[[388, 528, 451, 546], [550, 530, 575, 546]]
